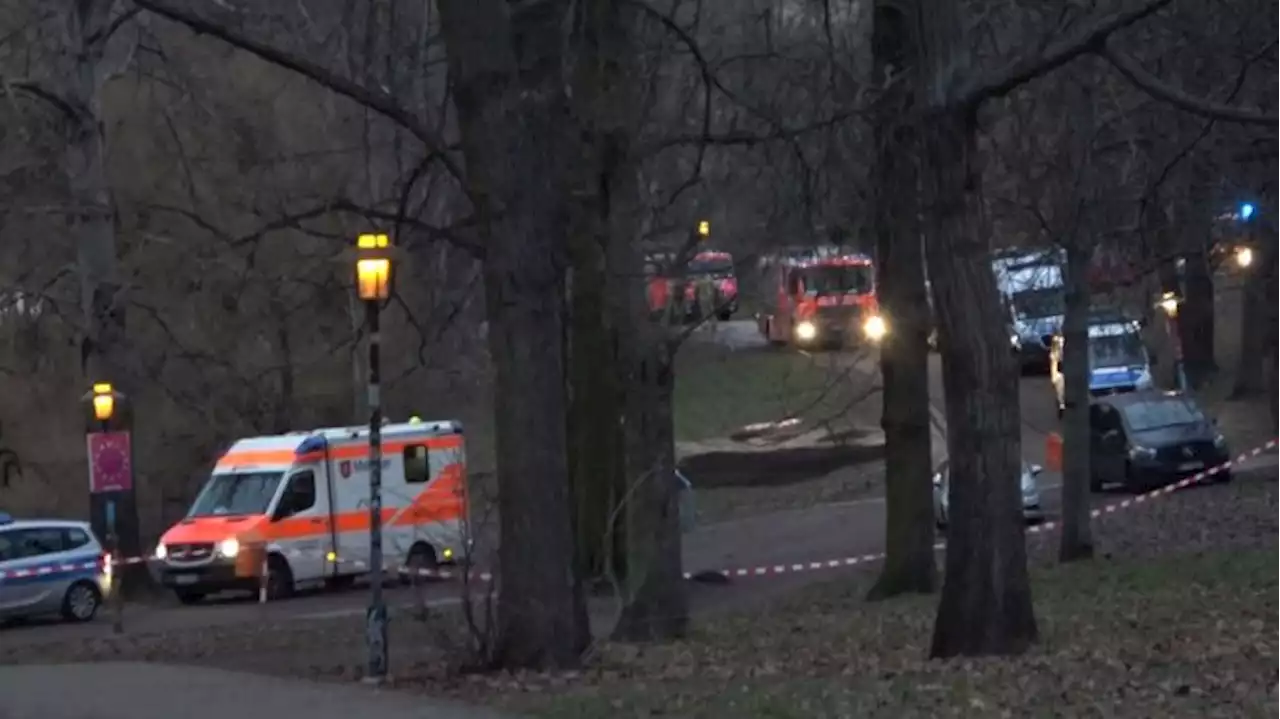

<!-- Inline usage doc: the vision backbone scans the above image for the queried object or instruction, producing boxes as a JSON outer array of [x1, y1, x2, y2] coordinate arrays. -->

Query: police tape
[[91, 439, 1278, 587]]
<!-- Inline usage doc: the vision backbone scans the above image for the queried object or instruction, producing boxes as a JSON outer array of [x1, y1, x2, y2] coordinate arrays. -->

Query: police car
[[0, 513, 111, 623], [1050, 316, 1154, 417]]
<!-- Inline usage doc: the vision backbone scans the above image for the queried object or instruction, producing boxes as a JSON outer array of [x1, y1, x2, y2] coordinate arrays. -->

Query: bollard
[[1045, 432, 1063, 473], [258, 554, 268, 604], [110, 546, 123, 634]]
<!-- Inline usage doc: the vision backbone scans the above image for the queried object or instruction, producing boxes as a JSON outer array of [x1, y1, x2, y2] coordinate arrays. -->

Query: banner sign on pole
[[88, 431, 133, 494]]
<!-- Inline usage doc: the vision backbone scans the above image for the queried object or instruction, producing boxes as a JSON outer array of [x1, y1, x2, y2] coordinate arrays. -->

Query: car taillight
[[100, 552, 113, 580]]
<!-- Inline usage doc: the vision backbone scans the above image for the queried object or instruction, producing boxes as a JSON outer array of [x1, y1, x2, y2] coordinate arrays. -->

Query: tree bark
[[563, 0, 633, 587], [437, 0, 589, 669], [923, 108, 1039, 659], [64, 1, 147, 595], [866, 1, 935, 601], [592, 1, 687, 640], [1058, 68, 1095, 563], [1176, 163, 1216, 389], [1059, 239, 1095, 562], [565, 204, 626, 585], [1233, 243, 1264, 394]]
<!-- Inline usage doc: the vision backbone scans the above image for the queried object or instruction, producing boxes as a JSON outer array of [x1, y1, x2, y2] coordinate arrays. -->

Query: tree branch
[[0, 79, 87, 122], [950, 0, 1174, 110], [1099, 41, 1279, 127], [130, 0, 465, 183]]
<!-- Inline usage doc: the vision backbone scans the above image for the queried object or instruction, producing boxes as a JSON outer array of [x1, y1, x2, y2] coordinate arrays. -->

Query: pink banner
[[87, 431, 133, 493]]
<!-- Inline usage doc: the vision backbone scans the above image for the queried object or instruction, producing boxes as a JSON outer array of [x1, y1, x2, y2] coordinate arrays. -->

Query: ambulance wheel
[[402, 542, 438, 585], [174, 589, 206, 605], [266, 554, 294, 600], [61, 581, 101, 622]]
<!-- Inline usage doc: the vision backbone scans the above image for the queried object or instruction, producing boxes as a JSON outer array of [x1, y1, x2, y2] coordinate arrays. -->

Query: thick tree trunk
[[437, 0, 589, 669], [1178, 248, 1215, 388], [566, 213, 625, 584], [1059, 241, 1095, 562], [866, 1, 935, 601], [923, 109, 1038, 658], [563, 0, 636, 586], [588, 1, 687, 639], [613, 331, 687, 641], [65, 1, 146, 594], [1233, 244, 1264, 394]]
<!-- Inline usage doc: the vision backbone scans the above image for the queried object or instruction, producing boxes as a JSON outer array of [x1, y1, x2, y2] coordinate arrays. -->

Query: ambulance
[[152, 419, 468, 603]]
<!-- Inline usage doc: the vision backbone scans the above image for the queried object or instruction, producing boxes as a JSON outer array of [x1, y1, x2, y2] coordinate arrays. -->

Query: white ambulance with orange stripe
[[152, 419, 468, 604]]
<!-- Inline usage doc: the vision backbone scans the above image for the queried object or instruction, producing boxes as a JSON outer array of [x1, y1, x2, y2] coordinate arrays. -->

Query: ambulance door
[[269, 468, 329, 582]]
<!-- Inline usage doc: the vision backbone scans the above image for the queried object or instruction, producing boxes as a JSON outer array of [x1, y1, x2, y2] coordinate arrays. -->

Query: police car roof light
[[0, 511, 13, 526]]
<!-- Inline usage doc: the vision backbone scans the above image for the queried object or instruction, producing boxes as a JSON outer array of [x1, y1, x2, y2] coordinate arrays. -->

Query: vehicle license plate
[[173, 574, 198, 585], [1178, 461, 1203, 472]]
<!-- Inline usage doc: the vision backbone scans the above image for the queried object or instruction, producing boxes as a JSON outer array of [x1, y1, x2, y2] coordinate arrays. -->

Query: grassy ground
[[673, 342, 880, 444], [12, 466, 1274, 718], [525, 547, 1276, 718], [672, 341, 886, 523]]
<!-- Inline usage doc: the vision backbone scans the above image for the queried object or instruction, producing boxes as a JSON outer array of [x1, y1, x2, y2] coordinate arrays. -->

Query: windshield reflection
[[188, 472, 284, 517]]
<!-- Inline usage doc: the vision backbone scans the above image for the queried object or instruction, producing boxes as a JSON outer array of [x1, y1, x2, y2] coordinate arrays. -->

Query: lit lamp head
[[1157, 291, 1180, 318], [91, 383, 115, 422], [355, 233, 392, 301], [1235, 246, 1254, 269], [697, 220, 710, 238]]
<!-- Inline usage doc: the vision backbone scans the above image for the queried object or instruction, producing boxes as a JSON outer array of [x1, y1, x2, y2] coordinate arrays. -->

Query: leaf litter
[[4, 472, 1276, 718]]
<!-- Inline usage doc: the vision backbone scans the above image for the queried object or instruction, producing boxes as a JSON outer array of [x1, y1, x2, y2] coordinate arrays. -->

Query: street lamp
[[355, 232, 392, 683], [1235, 246, 1254, 269], [697, 220, 710, 238], [1155, 291, 1186, 391], [91, 383, 115, 425], [84, 382, 126, 633]]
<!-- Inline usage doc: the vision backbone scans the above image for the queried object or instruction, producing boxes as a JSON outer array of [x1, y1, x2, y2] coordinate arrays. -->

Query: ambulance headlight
[[863, 315, 887, 341], [153, 543, 167, 561], [218, 538, 240, 558], [795, 321, 817, 341]]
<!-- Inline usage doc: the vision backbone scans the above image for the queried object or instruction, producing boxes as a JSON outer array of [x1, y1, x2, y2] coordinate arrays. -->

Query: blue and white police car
[[0, 513, 110, 623], [1050, 317, 1154, 417]]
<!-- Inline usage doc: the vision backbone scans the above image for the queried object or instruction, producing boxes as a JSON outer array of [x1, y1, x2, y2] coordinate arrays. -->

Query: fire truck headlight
[[795, 321, 817, 341], [863, 315, 887, 341]]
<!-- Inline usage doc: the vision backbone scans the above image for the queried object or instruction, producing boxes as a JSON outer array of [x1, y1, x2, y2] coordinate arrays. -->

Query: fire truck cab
[[757, 252, 886, 348]]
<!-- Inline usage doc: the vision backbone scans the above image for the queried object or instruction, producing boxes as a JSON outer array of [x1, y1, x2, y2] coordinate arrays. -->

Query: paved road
[[2, 322, 1272, 647], [0, 662, 517, 719]]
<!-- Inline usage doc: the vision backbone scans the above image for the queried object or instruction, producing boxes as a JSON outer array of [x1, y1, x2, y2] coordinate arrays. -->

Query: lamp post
[[86, 382, 125, 633], [1157, 291, 1185, 391], [355, 232, 392, 683]]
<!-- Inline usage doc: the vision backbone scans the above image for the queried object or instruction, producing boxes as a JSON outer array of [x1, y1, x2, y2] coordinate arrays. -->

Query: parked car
[[1088, 390, 1230, 491], [932, 460, 1045, 528], [0, 513, 110, 624]]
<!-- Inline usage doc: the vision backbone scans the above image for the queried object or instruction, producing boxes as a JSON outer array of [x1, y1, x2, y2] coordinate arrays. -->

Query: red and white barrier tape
[[97, 439, 1279, 587]]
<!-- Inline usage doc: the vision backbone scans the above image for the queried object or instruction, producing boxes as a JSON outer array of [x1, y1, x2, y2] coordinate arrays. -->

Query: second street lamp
[[355, 232, 391, 682]]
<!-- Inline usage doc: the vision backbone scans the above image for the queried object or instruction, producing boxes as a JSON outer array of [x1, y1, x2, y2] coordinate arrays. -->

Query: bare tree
[[865, 0, 934, 600]]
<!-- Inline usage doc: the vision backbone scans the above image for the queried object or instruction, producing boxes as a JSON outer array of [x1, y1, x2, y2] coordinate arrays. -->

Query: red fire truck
[[645, 250, 740, 321], [757, 252, 886, 348]]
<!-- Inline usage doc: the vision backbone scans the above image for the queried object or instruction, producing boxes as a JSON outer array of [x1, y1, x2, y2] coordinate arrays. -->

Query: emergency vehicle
[[152, 419, 467, 603], [1050, 315, 1154, 417], [645, 250, 739, 321], [757, 251, 886, 347]]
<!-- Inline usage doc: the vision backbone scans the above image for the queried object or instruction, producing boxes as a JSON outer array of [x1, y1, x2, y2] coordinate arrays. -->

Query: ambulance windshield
[[188, 471, 284, 517]]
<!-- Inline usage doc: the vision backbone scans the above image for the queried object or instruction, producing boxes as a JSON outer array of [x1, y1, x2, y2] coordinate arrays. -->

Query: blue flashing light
[[0, 511, 12, 525], [296, 436, 328, 455], [1240, 203, 1255, 221]]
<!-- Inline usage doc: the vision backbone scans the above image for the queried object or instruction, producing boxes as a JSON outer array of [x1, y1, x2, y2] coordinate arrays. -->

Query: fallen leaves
[[3, 469, 1275, 719]]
